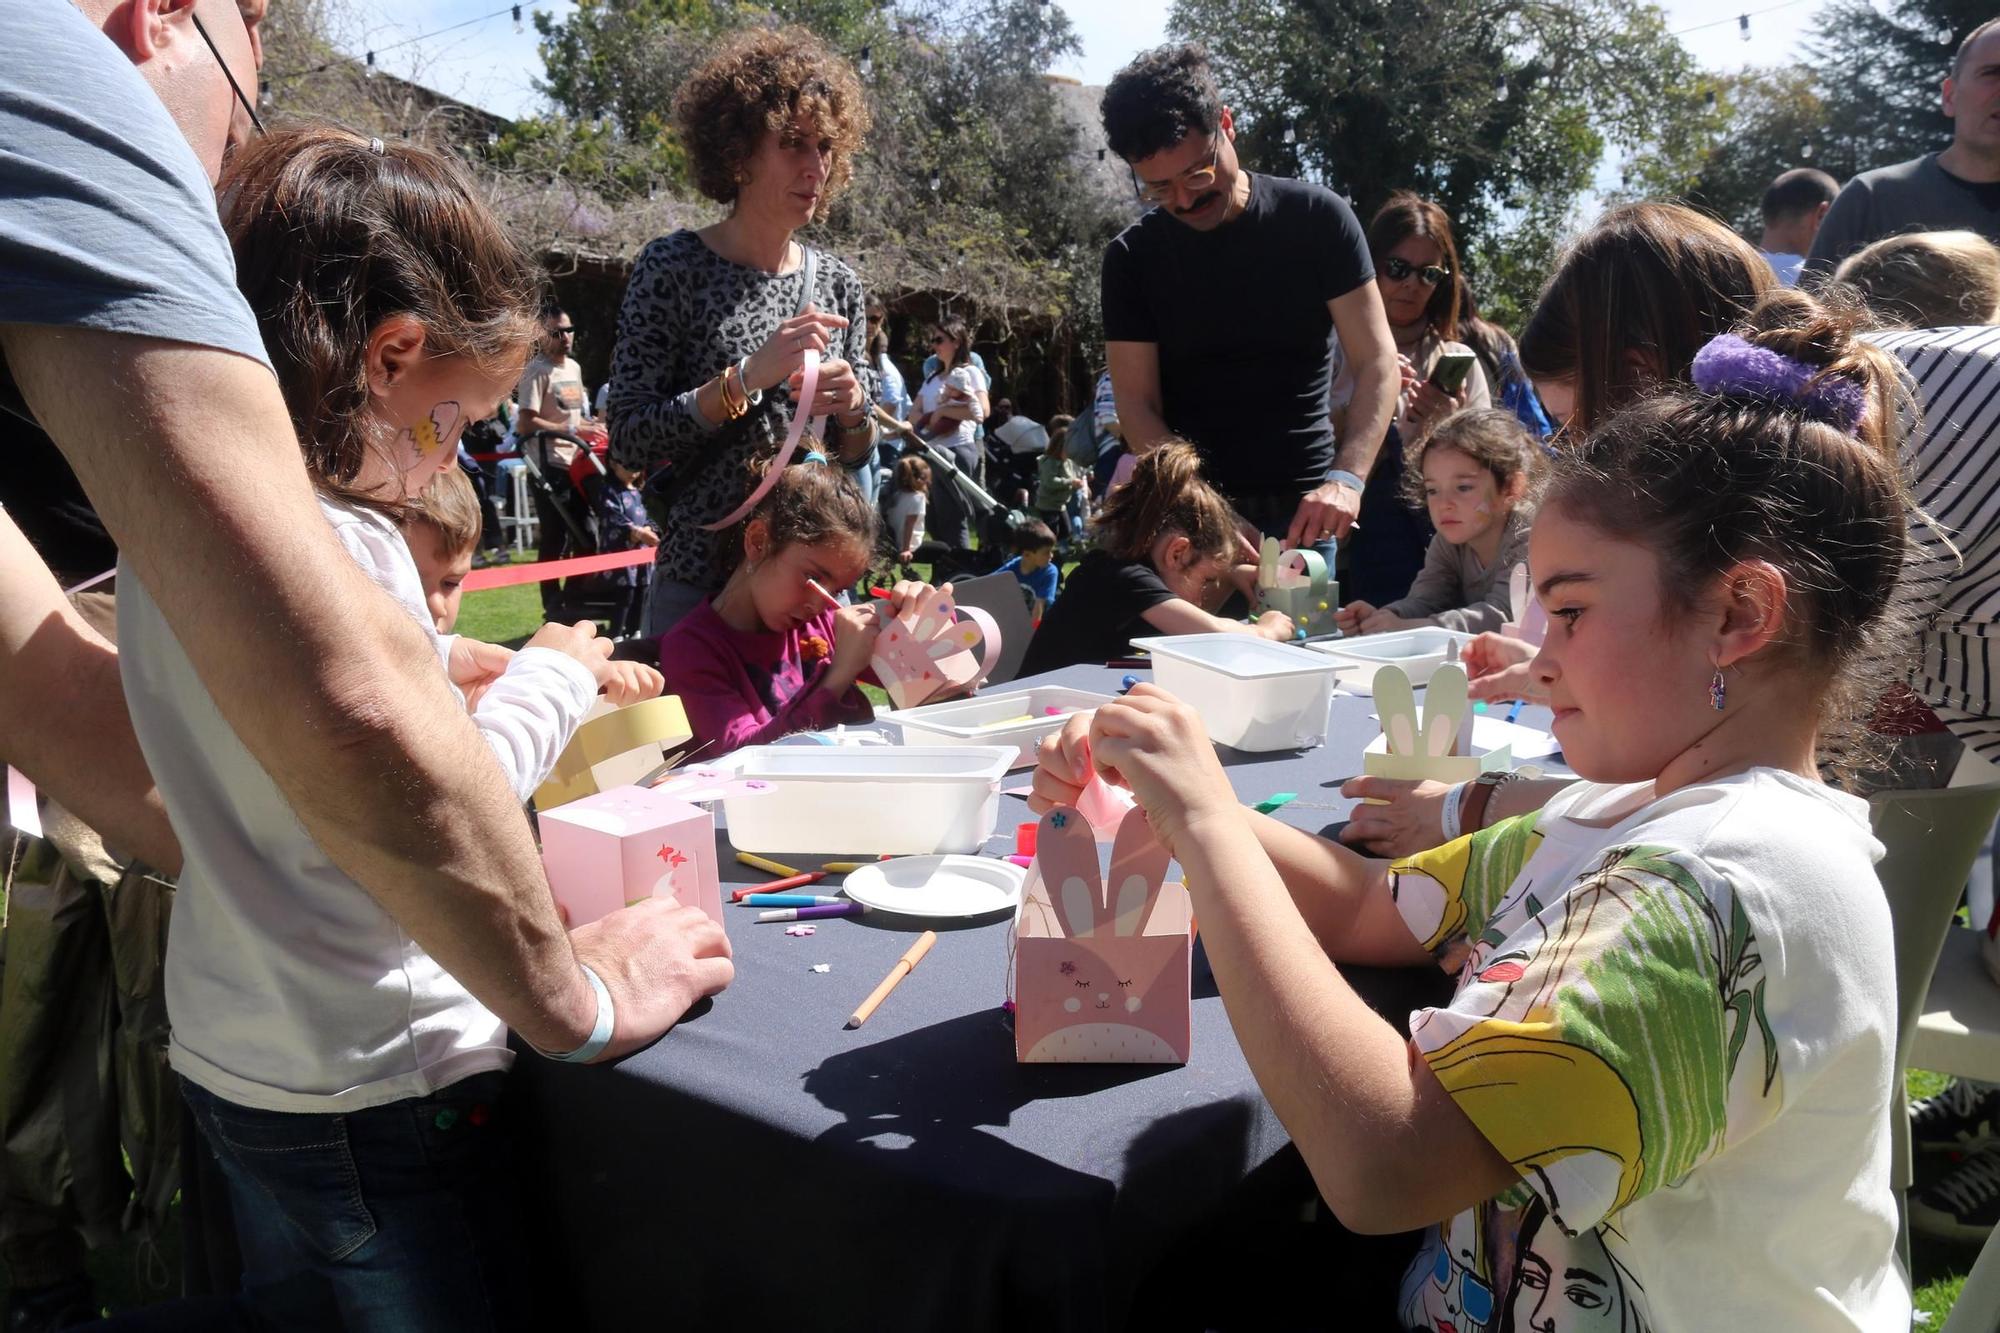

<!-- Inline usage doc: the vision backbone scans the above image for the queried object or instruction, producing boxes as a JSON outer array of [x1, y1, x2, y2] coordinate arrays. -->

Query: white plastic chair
[[947, 571, 1034, 688], [501, 460, 537, 551], [1871, 782, 2000, 1281]]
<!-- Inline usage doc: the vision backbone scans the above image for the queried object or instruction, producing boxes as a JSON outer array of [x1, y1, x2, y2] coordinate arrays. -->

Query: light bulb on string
[[1493, 73, 1508, 102], [928, 167, 941, 193], [365, 50, 376, 76], [858, 46, 872, 77], [1941, 24, 1958, 44], [513, 4, 523, 33], [1799, 137, 1814, 159], [259, 79, 271, 108], [1738, 13, 1750, 40], [1703, 88, 1717, 111], [1283, 123, 1296, 144]]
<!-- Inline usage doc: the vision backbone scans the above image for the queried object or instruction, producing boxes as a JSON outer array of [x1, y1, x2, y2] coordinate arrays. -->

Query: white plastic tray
[[1311, 628, 1476, 693], [884, 686, 1112, 770], [1128, 633, 1340, 752], [721, 745, 1014, 855]]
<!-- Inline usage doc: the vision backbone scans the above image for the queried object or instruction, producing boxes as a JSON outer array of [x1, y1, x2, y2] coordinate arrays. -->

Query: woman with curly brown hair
[[607, 25, 879, 635]]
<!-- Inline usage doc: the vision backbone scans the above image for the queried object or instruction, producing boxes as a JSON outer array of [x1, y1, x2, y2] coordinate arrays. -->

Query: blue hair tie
[[803, 450, 830, 465]]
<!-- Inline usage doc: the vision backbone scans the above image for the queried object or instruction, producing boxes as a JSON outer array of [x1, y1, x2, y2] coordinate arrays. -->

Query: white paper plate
[[839, 855, 1026, 918]]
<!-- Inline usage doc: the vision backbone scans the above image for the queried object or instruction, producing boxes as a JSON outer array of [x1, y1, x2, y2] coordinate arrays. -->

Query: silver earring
[[1709, 668, 1726, 711]]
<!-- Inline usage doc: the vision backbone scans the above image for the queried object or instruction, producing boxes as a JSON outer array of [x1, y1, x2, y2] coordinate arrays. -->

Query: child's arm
[[1138, 597, 1295, 641], [662, 613, 873, 755], [898, 498, 924, 560], [1367, 533, 1460, 627], [471, 621, 639, 802], [1081, 689, 1517, 1233]]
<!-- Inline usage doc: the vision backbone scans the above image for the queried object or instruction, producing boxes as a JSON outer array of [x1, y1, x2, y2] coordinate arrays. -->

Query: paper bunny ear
[[1421, 666, 1470, 758], [911, 589, 955, 640], [1106, 806, 1170, 936], [1373, 666, 1421, 757], [1258, 536, 1280, 590], [925, 620, 983, 660], [1035, 805, 1101, 938]]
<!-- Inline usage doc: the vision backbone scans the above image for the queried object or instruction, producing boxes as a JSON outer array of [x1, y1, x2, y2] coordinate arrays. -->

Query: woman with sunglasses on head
[[910, 319, 990, 550], [1336, 192, 1492, 607]]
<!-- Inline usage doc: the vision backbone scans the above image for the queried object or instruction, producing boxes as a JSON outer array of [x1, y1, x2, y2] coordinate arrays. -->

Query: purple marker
[[756, 903, 870, 923]]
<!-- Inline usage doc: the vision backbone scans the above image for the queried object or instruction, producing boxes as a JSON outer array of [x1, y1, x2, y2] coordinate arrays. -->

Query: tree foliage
[[1168, 0, 1712, 328], [1807, 0, 1984, 179]]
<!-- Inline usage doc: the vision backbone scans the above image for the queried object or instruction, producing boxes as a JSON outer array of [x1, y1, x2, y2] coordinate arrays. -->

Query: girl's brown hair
[[1400, 408, 1540, 510], [221, 125, 542, 514], [1091, 440, 1242, 565], [1834, 230, 2000, 329], [894, 455, 932, 494], [1369, 192, 1464, 341], [1541, 288, 1914, 778], [1519, 203, 1775, 435], [722, 461, 878, 577], [674, 26, 869, 222]]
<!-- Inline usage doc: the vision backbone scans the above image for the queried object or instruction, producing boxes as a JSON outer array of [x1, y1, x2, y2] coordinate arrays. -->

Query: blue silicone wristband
[[1324, 468, 1365, 493], [537, 964, 614, 1064]]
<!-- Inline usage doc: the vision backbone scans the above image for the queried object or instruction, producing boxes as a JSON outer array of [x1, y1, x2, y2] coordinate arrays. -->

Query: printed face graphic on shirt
[[1413, 1209, 1496, 1333], [1510, 1217, 1647, 1333]]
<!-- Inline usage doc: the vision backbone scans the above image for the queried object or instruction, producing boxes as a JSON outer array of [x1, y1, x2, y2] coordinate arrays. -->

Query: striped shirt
[[1875, 324, 2000, 758]]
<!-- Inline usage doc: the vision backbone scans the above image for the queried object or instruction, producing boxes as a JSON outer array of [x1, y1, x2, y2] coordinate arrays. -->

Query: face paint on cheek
[[396, 401, 462, 478]]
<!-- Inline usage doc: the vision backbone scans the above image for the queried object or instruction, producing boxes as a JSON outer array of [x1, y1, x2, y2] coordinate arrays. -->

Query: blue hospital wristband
[[533, 963, 615, 1064], [1323, 468, 1365, 493]]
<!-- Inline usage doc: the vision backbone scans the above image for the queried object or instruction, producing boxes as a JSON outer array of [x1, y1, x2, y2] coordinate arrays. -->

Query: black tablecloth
[[511, 664, 1552, 1331]]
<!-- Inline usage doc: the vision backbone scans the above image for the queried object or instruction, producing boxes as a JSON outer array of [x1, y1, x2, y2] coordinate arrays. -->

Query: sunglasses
[[1383, 256, 1452, 287], [191, 8, 265, 138], [1430, 1247, 1496, 1326], [554, 326, 576, 336], [1132, 139, 1221, 205]]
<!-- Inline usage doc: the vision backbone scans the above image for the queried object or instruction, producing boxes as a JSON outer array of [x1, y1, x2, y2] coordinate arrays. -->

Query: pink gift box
[[538, 784, 723, 930], [1012, 803, 1190, 1064]]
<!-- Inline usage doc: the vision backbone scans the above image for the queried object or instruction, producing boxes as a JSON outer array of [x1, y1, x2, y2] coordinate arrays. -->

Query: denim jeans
[[178, 1072, 533, 1332]]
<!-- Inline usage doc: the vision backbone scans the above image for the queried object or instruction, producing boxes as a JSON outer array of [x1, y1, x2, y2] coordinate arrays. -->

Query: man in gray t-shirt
[[1806, 19, 2000, 278]]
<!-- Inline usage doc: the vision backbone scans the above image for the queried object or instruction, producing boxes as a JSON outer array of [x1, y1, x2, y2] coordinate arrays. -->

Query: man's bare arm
[[0, 508, 181, 872], [0, 327, 610, 1050], [1106, 341, 1173, 454]]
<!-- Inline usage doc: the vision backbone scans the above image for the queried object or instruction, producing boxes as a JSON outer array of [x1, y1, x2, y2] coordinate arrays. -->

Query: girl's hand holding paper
[[1075, 685, 1238, 860]]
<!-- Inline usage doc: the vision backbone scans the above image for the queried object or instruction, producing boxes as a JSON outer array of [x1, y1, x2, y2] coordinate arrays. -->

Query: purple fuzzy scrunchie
[[1689, 333, 1866, 431]]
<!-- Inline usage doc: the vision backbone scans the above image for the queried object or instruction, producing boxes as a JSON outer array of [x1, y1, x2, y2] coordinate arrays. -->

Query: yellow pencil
[[820, 861, 866, 874], [736, 851, 800, 878], [846, 931, 937, 1029]]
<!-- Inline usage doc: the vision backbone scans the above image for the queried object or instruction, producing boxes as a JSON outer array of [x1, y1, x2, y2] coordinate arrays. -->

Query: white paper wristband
[[1440, 782, 1469, 844], [536, 964, 614, 1064]]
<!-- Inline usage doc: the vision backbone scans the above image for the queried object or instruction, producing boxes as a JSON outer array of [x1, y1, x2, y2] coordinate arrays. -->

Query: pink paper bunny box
[[539, 782, 726, 930], [1012, 803, 1191, 1064]]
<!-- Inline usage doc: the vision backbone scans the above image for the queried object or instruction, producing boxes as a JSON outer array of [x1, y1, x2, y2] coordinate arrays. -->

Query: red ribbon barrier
[[460, 546, 655, 592]]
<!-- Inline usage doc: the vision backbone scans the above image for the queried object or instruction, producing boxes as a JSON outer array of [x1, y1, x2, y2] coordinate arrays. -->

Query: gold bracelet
[[719, 365, 747, 420]]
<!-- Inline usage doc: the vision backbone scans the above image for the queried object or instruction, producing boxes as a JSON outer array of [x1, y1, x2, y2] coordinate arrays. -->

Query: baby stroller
[[516, 427, 637, 630], [873, 409, 1009, 585]]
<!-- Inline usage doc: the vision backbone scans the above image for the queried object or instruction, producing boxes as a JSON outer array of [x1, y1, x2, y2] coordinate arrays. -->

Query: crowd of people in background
[[8, 4, 2000, 1331]]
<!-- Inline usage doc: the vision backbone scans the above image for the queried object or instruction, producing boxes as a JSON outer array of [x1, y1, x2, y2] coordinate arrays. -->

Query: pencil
[[729, 871, 825, 903], [846, 931, 937, 1028], [820, 861, 866, 873], [735, 851, 800, 878]]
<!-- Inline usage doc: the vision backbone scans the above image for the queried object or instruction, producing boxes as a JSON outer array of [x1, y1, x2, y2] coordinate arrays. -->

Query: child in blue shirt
[[997, 517, 1060, 622], [596, 459, 658, 638]]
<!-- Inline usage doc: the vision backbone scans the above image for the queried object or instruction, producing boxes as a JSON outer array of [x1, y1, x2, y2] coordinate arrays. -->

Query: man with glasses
[[517, 305, 593, 614], [1098, 43, 1399, 561], [0, 2, 729, 1323]]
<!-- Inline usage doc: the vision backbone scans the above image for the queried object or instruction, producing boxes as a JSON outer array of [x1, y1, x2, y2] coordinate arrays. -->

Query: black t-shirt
[[0, 368, 114, 580], [1100, 175, 1375, 498], [1019, 551, 1178, 676]]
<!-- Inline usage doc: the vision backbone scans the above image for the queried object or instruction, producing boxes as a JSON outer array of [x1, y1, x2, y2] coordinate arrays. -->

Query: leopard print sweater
[[605, 229, 875, 588]]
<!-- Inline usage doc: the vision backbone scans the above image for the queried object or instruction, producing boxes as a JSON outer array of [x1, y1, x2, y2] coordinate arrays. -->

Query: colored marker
[[1506, 700, 1525, 724], [820, 861, 866, 874], [1252, 792, 1298, 814], [847, 930, 937, 1027], [729, 871, 826, 903], [741, 893, 848, 907], [758, 903, 869, 922], [1005, 854, 1034, 868], [736, 851, 800, 878], [805, 578, 843, 611]]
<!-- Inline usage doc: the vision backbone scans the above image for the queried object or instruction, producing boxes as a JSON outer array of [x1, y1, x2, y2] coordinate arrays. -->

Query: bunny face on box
[[1012, 802, 1191, 1064], [1360, 664, 1511, 784], [871, 585, 1002, 710], [1256, 536, 1337, 639]]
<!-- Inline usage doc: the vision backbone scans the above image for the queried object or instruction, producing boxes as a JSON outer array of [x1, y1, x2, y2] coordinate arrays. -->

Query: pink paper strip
[[701, 357, 823, 532], [6, 766, 41, 839]]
